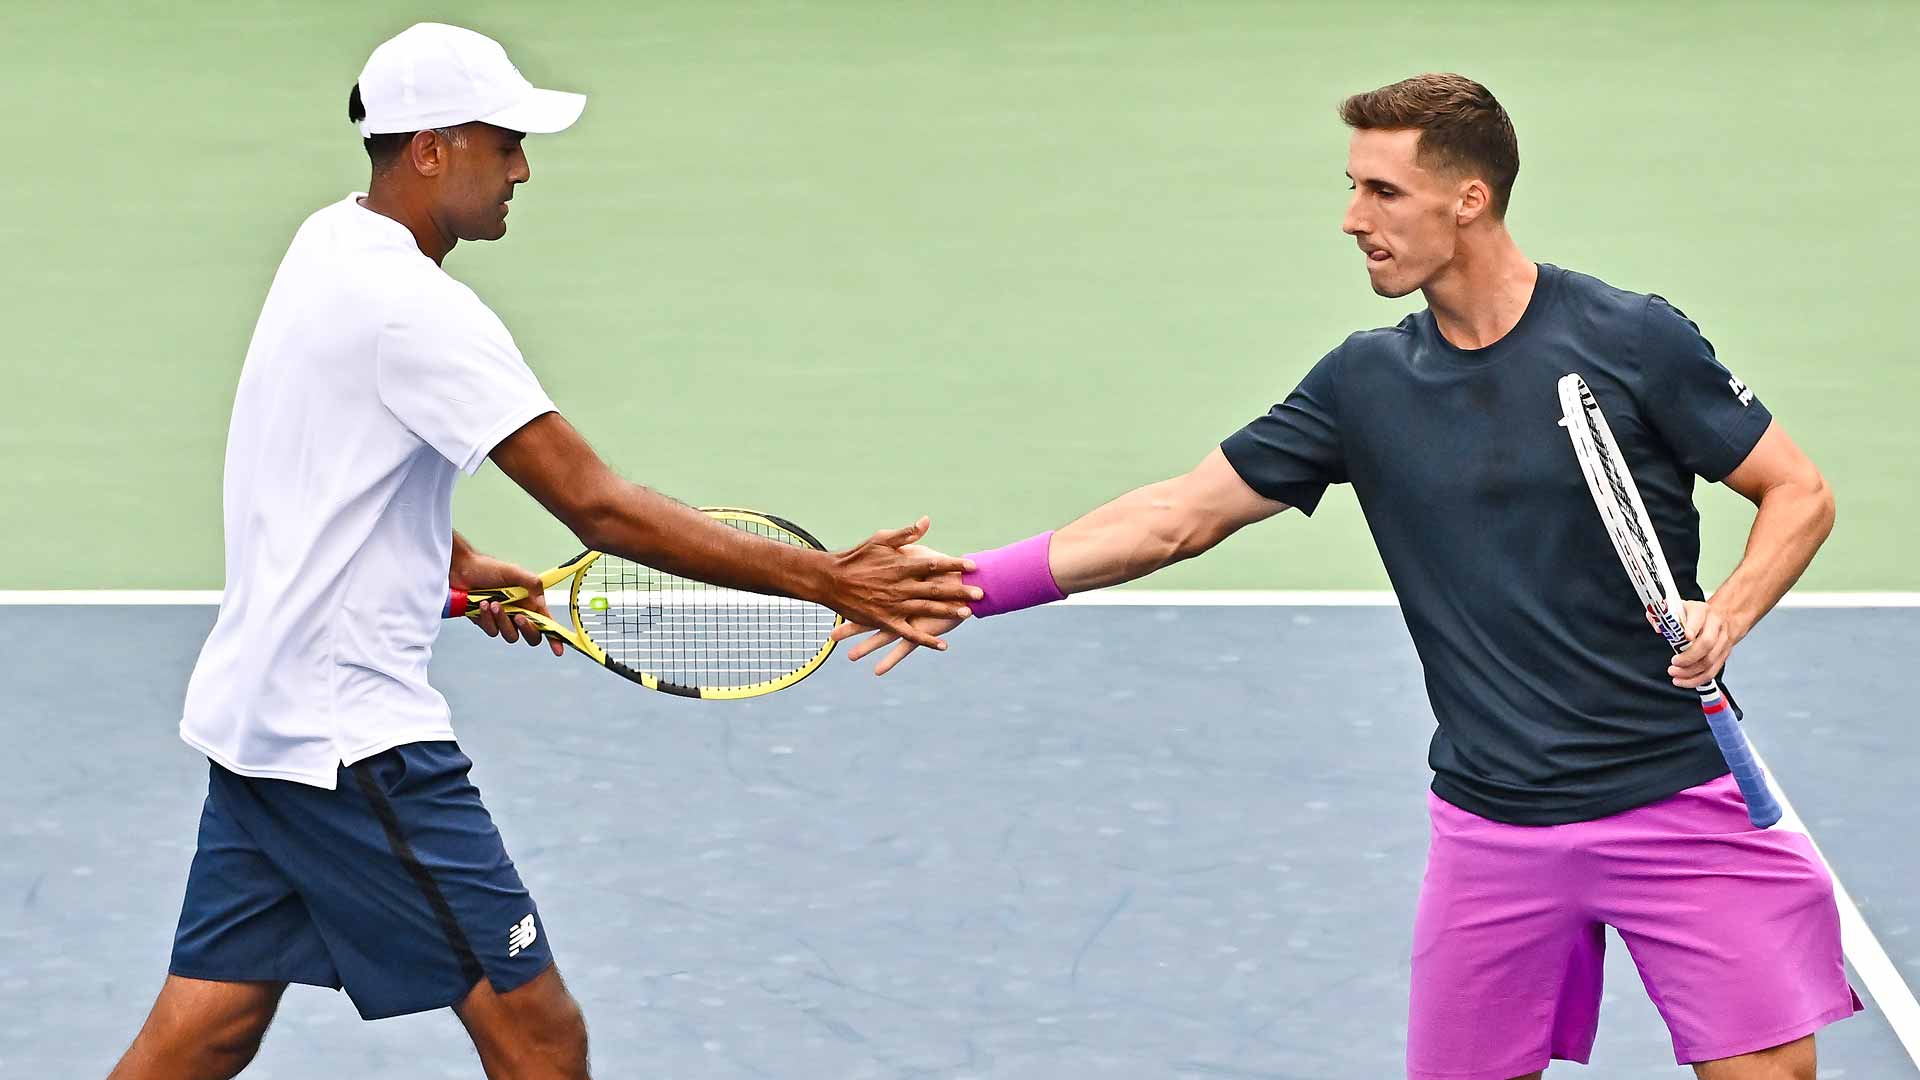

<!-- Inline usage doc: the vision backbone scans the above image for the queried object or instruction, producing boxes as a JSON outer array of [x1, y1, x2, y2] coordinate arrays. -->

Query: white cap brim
[[476, 87, 587, 135]]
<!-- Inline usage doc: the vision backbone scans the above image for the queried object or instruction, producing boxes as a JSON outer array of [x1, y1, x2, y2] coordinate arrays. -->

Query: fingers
[[869, 515, 933, 550], [846, 629, 902, 662], [908, 579, 984, 602], [1669, 603, 1729, 687], [873, 638, 921, 676], [881, 615, 949, 651], [493, 603, 521, 644], [476, 601, 565, 655], [830, 621, 874, 643], [915, 556, 978, 576], [898, 599, 971, 621], [1680, 600, 1709, 642], [476, 602, 513, 641]]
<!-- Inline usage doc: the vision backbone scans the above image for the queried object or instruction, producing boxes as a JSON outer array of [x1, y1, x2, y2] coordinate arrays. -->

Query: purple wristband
[[962, 531, 1065, 618]]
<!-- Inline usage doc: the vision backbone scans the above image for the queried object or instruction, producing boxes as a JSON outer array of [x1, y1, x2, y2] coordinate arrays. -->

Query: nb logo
[[508, 914, 538, 957], [1728, 375, 1754, 406]]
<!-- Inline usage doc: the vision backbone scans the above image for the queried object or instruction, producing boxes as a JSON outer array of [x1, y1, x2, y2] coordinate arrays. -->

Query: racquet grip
[[1696, 681, 1783, 829], [1650, 605, 1781, 829], [442, 590, 468, 619]]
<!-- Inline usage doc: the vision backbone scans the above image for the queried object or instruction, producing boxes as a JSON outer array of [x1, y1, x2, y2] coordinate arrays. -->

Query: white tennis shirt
[[180, 194, 555, 788]]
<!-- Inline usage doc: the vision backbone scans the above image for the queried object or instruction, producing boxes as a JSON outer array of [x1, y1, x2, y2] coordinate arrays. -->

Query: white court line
[[1759, 748, 1920, 1067], [5, 590, 1919, 607]]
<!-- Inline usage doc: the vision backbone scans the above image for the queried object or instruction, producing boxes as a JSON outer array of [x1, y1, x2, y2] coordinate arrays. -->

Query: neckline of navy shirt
[[1418, 262, 1565, 367]]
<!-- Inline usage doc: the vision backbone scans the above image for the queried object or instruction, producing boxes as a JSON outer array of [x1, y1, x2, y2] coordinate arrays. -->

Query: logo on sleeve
[[508, 914, 539, 957], [1728, 375, 1754, 406]]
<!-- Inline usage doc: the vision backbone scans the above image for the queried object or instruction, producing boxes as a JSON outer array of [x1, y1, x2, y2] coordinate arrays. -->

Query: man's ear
[[408, 130, 448, 178], [1456, 178, 1492, 226]]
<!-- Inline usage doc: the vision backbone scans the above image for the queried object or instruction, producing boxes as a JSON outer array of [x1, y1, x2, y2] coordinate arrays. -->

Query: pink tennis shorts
[[1407, 774, 1861, 1079]]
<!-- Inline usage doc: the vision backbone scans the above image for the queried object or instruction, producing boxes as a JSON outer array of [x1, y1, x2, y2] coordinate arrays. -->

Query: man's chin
[[1366, 269, 1419, 299]]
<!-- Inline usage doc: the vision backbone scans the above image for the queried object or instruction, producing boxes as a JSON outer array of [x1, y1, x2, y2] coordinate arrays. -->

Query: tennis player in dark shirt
[[841, 74, 1853, 1079]]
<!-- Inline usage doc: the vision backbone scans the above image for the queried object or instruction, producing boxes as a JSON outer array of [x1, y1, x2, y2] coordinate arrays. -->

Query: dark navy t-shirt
[[1221, 264, 1773, 825]]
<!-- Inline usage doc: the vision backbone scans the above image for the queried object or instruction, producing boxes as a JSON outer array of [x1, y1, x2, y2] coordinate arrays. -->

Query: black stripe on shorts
[[349, 764, 486, 991]]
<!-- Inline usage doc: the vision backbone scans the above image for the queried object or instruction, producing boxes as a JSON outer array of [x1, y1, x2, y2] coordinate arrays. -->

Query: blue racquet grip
[[1651, 605, 1782, 829], [1696, 681, 1783, 829]]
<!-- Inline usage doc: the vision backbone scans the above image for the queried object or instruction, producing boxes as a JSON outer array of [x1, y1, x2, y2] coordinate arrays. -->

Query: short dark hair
[[347, 83, 415, 167], [1339, 73, 1519, 218]]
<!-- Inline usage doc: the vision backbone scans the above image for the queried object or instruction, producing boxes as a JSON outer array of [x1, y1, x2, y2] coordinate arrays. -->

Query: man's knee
[[457, 965, 590, 1078], [198, 1015, 272, 1078], [1693, 1034, 1816, 1080], [109, 977, 283, 1080], [532, 984, 589, 1070]]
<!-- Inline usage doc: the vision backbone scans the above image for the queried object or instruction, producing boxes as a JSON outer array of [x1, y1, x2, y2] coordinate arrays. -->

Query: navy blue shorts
[[170, 741, 552, 1020]]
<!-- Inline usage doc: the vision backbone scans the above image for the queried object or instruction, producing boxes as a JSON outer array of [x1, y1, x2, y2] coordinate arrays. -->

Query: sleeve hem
[[1218, 435, 1325, 516], [459, 399, 558, 476], [1695, 401, 1773, 483]]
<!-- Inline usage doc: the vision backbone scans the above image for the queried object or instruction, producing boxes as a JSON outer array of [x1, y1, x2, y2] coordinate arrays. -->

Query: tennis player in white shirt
[[107, 24, 977, 1080]]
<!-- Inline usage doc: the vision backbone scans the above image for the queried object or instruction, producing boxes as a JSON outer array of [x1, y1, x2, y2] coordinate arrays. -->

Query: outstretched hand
[[824, 518, 980, 651], [830, 539, 972, 675]]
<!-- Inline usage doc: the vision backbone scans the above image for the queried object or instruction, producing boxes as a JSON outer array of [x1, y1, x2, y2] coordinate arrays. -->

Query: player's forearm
[[573, 479, 830, 603], [1048, 478, 1235, 594], [1710, 477, 1836, 639], [488, 412, 835, 603]]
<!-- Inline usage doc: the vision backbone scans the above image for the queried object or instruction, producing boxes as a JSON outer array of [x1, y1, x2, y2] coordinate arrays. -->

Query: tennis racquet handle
[[1649, 604, 1783, 829], [442, 582, 538, 620]]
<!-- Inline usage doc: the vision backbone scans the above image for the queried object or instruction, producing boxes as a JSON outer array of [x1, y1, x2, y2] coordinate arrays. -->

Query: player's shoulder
[[1544, 262, 1703, 334], [376, 255, 506, 341], [1330, 314, 1423, 360]]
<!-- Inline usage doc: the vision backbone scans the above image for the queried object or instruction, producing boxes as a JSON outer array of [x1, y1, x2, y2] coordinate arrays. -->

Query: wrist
[[796, 547, 838, 607], [1704, 586, 1756, 644], [1720, 603, 1755, 645], [963, 532, 1064, 618]]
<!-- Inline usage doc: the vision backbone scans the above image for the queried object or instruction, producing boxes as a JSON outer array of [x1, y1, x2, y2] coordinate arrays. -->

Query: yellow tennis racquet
[[443, 508, 842, 700]]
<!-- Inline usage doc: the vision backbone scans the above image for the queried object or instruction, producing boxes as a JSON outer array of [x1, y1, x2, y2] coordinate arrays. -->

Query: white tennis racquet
[[1557, 373, 1782, 829]]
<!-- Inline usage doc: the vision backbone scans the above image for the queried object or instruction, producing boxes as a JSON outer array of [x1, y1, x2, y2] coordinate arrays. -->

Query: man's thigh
[[211, 741, 555, 1021]]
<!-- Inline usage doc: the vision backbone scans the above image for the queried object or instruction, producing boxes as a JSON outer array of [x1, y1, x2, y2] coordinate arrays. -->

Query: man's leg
[[454, 964, 590, 1080], [1600, 777, 1857, 1069], [1692, 1034, 1815, 1080], [1406, 793, 1605, 1079], [107, 975, 286, 1080]]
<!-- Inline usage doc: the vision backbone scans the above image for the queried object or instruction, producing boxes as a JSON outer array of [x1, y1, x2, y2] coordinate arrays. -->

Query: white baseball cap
[[355, 23, 585, 138]]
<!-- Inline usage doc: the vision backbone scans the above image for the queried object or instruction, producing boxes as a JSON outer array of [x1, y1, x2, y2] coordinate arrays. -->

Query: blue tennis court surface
[[5, 605, 1914, 1077]]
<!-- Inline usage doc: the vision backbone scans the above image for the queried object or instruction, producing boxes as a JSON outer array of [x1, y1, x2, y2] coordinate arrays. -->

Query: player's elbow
[[559, 478, 634, 554], [1146, 490, 1232, 565], [1809, 472, 1836, 543]]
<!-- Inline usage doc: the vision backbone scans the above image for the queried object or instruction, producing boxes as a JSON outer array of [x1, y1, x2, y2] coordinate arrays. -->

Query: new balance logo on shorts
[[1728, 375, 1754, 406], [508, 914, 538, 957]]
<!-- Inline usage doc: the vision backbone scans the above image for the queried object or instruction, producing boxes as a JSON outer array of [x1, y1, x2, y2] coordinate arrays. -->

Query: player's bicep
[[1217, 348, 1347, 514], [1719, 419, 1828, 507], [377, 286, 554, 474], [1182, 447, 1291, 533], [489, 412, 624, 538], [1636, 297, 1771, 481]]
